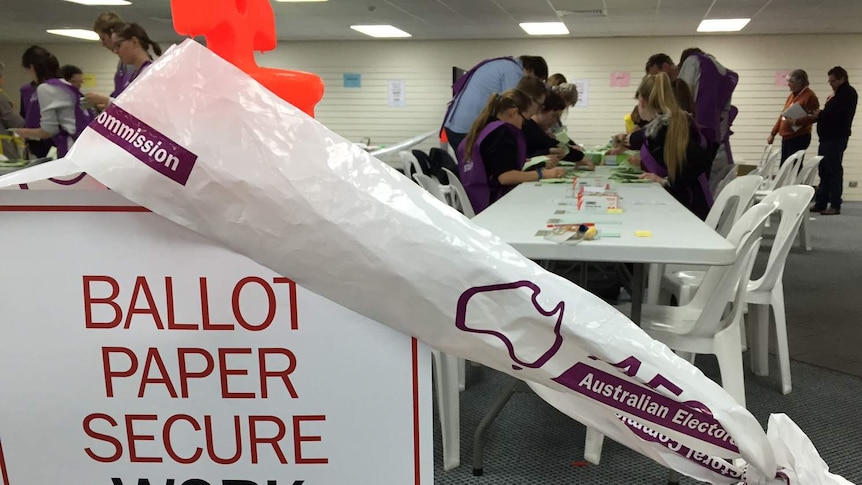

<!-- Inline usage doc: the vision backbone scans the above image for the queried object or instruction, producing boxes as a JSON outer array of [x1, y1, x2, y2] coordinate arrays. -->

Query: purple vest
[[44, 79, 95, 157], [457, 121, 527, 214], [640, 121, 714, 209], [20, 83, 41, 129], [112, 61, 136, 98], [690, 53, 738, 147], [112, 61, 151, 98]]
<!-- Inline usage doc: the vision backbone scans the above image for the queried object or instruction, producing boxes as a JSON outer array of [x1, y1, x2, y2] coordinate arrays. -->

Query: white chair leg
[[646, 263, 664, 304], [799, 215, 812, 252], [584, 428, 605, 465], [771, 292, 792, 395], [749, 304, 770, 377], [715, 328, 747, 407], [432, 350, 461, 471], [739, 314, 748, 352], [457, 358, 466, 391]]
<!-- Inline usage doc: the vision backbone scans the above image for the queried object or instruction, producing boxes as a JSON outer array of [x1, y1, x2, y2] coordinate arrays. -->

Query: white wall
[[3, 34, 862, 198]]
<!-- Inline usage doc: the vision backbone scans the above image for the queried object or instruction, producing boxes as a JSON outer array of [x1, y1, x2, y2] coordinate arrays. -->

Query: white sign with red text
[[0, 191, 432, 485]]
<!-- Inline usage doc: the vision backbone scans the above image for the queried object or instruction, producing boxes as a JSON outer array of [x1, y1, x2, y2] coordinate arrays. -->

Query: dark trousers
[[815, 137, 849, 209], [780, 134, 811, 167], [444, 128, 466, 157]]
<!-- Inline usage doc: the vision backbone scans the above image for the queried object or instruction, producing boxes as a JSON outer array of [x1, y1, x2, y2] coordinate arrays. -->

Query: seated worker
[[522, 90, 593, 170], [627, 73, 713, 220], [457, 89, 566, 213]]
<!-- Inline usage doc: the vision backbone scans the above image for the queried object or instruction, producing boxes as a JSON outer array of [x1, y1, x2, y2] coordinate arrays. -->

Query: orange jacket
[[771, 87, 820, 140]]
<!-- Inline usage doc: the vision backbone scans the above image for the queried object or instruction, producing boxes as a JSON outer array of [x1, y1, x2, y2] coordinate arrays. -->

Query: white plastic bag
[[6, 39, 849, 485]]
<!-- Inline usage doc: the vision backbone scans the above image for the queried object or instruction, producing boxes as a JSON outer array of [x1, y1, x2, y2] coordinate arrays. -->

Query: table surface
[[471, 169, 736, 265]]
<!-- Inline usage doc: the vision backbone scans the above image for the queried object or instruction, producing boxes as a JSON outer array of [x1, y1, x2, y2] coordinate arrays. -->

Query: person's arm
[[0, 93, 25, 129], [627, 129, 645, 150], [678, 57, 701, 101], [500, 62, 523, 92], [15, 83, 70, 140]]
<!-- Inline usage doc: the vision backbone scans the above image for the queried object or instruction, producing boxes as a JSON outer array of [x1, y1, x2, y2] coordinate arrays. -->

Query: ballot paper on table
[[1, 39, 853, 485]]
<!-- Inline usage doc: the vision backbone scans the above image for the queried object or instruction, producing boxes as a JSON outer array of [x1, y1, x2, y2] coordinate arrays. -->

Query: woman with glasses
[[457, 89, 566, 214], [524, 89, 593, 170], [85, 23, 162, 108], [13, 46, 94, 158]]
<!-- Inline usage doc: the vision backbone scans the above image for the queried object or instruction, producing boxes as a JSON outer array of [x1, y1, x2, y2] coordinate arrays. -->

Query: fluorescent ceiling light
[[350, 25, 411, 38], [64, 0, 132, 5], [697, 18, 750, 32], [46, 29, 100, 41], [520, 22, 569, 36]]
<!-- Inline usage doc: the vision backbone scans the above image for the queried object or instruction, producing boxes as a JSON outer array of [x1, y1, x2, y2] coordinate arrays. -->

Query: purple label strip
[[87, 104, 198, 186]]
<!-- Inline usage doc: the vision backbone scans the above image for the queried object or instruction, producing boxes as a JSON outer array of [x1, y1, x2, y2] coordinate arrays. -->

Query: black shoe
[[821, 207, 841, 215], [810, 205, 826, 213]]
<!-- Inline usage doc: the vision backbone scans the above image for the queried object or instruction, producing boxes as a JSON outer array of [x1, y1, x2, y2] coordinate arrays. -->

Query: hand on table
[[628, 154, 642, 168], [84, 93, 110, 109], [579, 159, 595, 171], [543, 167, 567, 179], [639, 172, 666, 185]]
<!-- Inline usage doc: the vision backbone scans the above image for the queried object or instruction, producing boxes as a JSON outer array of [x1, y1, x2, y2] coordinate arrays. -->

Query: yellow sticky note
[[82, 74, 97, 89], [607, 208, 624, 214], [635, 230, 652, 238]]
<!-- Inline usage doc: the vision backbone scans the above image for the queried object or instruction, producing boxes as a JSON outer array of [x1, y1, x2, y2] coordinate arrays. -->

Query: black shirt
[[479, 119, 521, 180], [817, 82, 858, 140], [522, 119, 585, 163]]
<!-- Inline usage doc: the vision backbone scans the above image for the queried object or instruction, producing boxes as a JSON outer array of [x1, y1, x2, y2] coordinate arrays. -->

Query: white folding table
[[471, 173, 736, 323]]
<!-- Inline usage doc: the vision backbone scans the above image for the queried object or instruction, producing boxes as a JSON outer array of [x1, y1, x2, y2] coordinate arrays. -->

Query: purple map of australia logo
[[455, 281, 565, 370]]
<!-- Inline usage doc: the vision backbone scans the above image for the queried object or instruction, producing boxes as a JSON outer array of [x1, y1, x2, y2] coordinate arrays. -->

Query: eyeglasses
[[112, 39, 129, 53]]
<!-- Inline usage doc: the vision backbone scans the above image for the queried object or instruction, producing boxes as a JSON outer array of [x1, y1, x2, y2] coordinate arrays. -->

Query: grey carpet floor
[[434, 202, 862, 484]]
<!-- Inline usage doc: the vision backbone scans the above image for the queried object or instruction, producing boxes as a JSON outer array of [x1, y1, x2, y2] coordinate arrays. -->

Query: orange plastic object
[[171, 0, 324, 117]]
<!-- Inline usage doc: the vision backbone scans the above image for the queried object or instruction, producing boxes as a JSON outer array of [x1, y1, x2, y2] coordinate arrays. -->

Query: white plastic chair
[[661, 186, 813, 394], [413, 173, 448, 203], [442, 167, 475, 218], [432, 350, 461, 470], [586, 202, 774, 463], [713, 163, 738, 197], [400, 150, 423, 180], [795, 156, 823, 251], [756, 150, 805, 196], [751, 145, 779, 180], [646, 175, 763, 304]]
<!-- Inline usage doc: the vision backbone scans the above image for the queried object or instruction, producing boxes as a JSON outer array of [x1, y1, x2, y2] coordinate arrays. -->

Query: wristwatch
[[536, 167, 544, 180]]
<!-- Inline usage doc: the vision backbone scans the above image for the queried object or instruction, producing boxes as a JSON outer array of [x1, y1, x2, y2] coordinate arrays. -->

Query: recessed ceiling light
[[46, 29, 101, 41], [350, 25, 411, 38], [519, 22, 569, 36], [697, 18, 750, 32], [63, 0, 132, 5]]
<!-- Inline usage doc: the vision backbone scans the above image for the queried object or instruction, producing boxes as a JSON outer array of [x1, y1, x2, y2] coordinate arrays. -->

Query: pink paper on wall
[[610, 71, 631, 88], [775, 70, 790, 87]]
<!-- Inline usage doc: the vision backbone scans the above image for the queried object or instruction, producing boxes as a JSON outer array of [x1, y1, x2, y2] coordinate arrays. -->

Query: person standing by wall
[[768, 69, 819, 165], [809, 66, 858, 215]]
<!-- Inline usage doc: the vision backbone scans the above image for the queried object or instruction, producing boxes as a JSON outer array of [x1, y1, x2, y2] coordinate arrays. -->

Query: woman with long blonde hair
[[629, 73, 713, 219], [458, 88, 566, 213]]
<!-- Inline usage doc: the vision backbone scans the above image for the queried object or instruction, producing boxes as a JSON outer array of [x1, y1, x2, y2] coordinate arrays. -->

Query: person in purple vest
[[444, 56, 548, 152], [13, 46, 94, 158], [85, 23, 162, 108], [93, 12, 135, 99], [19, 80, 54, 158], [646, 50, 738, 194], [627, 73, 713, 220], [457, 89, 566, 214]]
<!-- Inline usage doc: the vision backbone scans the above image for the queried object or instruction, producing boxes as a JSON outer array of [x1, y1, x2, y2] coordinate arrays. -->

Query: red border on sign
[[0, 439, 10, 485], [0, 204, 425, 484]]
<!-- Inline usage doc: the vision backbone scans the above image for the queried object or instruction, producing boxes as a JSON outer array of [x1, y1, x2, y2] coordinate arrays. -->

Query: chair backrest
[[685, 202, 776, 337], [769, 150, 806, 190], [441, 167, 475, 218], [796, 155, 823, 185], [753, 146, 779, 182], [750, 185, 816, 292], [705, 175, 763, 237], [413, 173, 448, 203], [713, 164, 738, 197], [400, 150, 423, 180]]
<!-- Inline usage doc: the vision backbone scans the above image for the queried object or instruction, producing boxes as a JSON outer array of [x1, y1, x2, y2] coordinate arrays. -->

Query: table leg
[[631, 263, 644, 325]]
